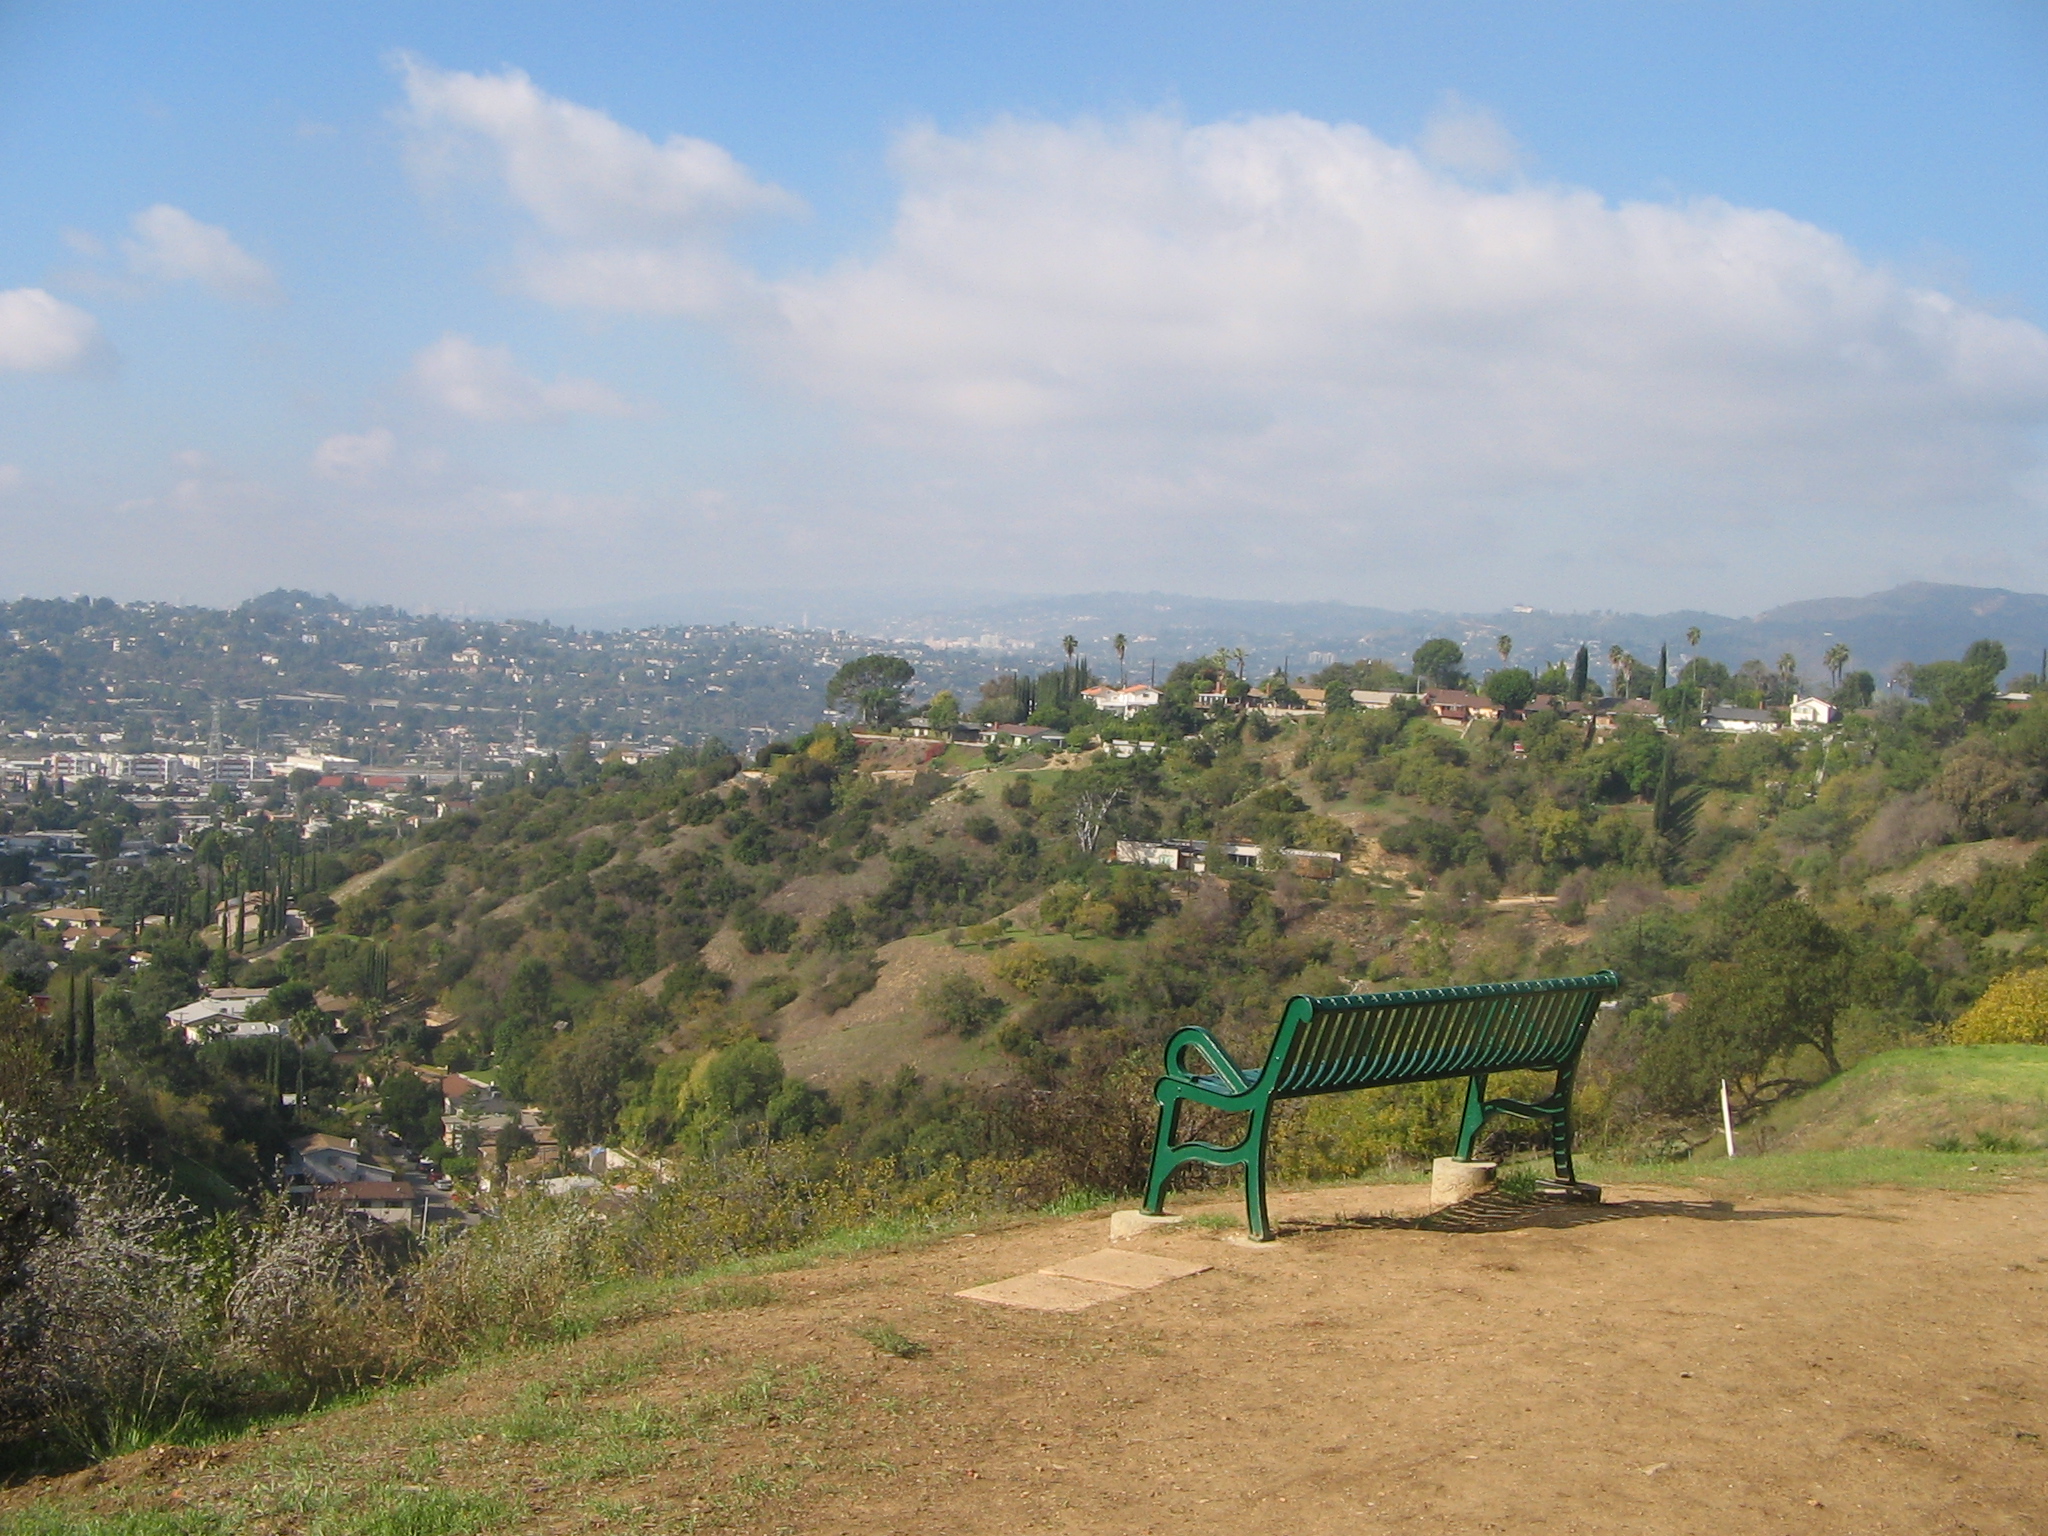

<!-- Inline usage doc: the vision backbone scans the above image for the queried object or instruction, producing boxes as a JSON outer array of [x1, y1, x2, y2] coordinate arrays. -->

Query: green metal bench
[[1141, 970, 1620, 1240]]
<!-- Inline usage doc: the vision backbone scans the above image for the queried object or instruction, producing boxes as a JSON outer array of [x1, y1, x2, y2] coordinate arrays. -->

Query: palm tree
[[1607, 644, 1625, 697], [1232, 646, 1247, 680], [1061, 634, 1078, 699], [1824, 643, 1851, 691], [1497, 634, 1512, 667], [1113, 633, 1128, 686], [1777, 652, 1799, 701], [1686, 626, 1701, 649]]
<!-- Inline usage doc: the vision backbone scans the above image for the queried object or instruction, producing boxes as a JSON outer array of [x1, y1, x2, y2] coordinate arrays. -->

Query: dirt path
[[15, 1180, 2047, 1534]]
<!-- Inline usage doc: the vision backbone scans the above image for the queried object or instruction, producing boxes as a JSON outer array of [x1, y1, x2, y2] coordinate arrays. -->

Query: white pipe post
[[1720, 1079, 1737, 1158]]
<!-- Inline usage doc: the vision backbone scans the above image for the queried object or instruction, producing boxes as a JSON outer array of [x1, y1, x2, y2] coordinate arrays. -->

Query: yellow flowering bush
[[1951, 967, 2048, 1045]]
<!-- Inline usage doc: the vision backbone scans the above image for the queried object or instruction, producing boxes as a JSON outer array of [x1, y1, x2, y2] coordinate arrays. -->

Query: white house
[[1789, 696, 1840, 729], [1701, 705, 1778, 735], [1082, 683, 1162, 718]]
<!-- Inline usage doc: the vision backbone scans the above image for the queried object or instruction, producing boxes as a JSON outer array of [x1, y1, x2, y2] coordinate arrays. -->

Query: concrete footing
[[1109, 1210, 1185, 1242], [1431, 1157, 1497, 1206]]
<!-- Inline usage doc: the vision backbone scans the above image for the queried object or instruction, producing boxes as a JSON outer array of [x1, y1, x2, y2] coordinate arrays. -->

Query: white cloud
[[312, 427, 397, 485], [124, 204, 279, 302], [0, 288, 105, 371], [381, 73, 2048, 608], [407, 333, 631, 423], [1419, 92, 1526, 177], [750, 112, 2048, 593], [395, 56, 796, 314]]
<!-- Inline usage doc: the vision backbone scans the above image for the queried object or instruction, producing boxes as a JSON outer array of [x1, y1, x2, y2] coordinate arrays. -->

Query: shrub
[[920, 973, 1006, 1037], [1951, 967, 2048, 1045]]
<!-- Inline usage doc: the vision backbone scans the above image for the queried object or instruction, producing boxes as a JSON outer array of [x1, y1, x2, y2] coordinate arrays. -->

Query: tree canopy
[[827, 654, 916, 726]]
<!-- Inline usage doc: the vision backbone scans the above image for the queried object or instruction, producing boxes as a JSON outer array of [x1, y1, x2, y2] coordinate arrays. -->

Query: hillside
[[1754, 1045, 2048, 1154], [14, 629, 2048, 1470]]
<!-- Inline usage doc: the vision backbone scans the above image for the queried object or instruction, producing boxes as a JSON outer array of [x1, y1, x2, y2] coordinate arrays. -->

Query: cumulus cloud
[[1419, 92, 1525, 177], [408, 333, 631, 423], [396, 55, 797, 314], [392, 72, 2048, 606], [312, 427, 397, 485], [124, 205, 279, 302], [0, 288, 105, 372]]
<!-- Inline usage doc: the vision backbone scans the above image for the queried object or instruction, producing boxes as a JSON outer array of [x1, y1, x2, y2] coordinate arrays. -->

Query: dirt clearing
[[10, 1179, 2047, 1535]]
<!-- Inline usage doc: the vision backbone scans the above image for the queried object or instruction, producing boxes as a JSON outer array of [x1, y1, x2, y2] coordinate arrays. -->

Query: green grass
[[1750, 1044, 2048, 1154]]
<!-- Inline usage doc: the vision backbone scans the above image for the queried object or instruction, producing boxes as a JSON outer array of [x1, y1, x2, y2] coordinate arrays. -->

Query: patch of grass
[[1495, 1164, 1542, 1202], [333, 1489, 508, 1536], [1581, 1145, 2048, 1195], [1752, 1044, 2048, 1155], [684, 1278, 780, 1312], [1039, 1189, 1113, 1216], [1181, 1213, 1240, 1231], [852, 1324, 929, 1360], [0, 1517, 228, 1536]]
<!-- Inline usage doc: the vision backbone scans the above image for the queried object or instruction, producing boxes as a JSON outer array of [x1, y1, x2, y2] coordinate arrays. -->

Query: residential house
[[1701, 704, 1778, 735], [1112, 839, 1344, 879], [312, 1180, 422, 1226], [1788, 696, 1840, 729], [1350, 690, 1415, 710], [980, 723, 1067, 750], [1423, 689, 1500, 722], [1081, 683, 1162, 718]]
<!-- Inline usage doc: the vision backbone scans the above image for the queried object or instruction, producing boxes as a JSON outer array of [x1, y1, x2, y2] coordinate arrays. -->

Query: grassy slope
[[1748, 1044, 2048, 1153]]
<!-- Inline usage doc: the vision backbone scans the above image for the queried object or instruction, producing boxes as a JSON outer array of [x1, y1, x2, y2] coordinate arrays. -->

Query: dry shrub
[[0, 1166, 208, 1454], [405, 1195, 610, 1363], [1848, 792, 1959, 872], [222, 1198, 410, 1393]]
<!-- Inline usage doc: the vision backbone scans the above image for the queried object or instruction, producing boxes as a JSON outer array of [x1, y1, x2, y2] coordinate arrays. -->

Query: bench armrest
[[1160, 1026, 1254, 1094]]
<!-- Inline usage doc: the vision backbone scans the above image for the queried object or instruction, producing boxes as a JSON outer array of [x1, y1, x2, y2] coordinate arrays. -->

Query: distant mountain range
[[537, 582, 2048, 689]]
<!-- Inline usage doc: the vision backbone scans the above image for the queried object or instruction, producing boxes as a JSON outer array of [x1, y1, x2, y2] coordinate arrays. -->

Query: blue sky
[[1, 2, 2044, 618]]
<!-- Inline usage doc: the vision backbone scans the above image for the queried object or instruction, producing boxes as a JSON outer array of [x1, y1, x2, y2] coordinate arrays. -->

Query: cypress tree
[[1652, 743, 1675, 836], [1658, 644, 1669, 691], [1569, 645, 1589, 701], [79, 976, 95, 1081]]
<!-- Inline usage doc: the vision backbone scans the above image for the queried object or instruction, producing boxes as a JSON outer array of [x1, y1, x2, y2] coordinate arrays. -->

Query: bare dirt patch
[[773, 934, 1009, 1088], [1865, 837, 2042, 901], [12, 1179, 2045, 1534]]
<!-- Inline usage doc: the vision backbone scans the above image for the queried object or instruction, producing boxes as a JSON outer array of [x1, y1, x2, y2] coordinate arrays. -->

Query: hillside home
[[1423, 689, 1499, 722], [1789, 696, 1840, 729], [980, 723, 1067, 750], [1702, 704, 1778, 735], [1081, 683, 1162, 718]]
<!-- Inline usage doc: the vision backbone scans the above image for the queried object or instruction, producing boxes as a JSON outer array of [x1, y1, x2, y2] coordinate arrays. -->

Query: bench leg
[[1141, 1096, 1180, 1216], [1454, 1073, 1490, 1162], [1243, 1107, 1275, 1241], [1549, 1069, 1577, 1185]]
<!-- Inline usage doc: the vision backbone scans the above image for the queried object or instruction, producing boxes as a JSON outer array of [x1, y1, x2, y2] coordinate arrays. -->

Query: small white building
[[1081, 683, 1163, 719], [1789, 696, 1840, 729]]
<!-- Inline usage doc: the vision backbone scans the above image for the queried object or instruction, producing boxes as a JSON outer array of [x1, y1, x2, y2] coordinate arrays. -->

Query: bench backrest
[[1260, 971, 1620, 1099]]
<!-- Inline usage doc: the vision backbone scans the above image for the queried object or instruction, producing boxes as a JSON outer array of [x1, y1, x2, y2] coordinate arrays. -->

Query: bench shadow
[[1279, 1193, 1840, 1237]]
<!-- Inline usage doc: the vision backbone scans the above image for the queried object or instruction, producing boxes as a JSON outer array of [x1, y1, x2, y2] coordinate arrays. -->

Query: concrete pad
[[1041, 1248, 1210, 1290], [1109, 1210, 1184, 1242], [955, 1273, 1130, 1312]]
